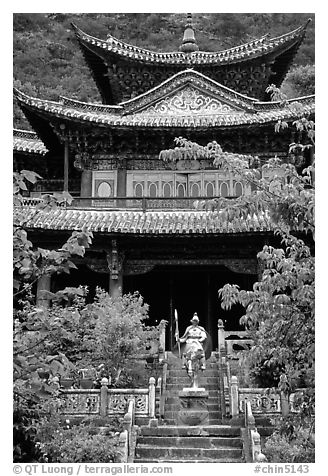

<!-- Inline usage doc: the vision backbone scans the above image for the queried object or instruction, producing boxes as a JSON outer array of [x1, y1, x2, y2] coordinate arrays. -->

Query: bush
[[264, 415, 315, 463], [264, 430, 315, 463], [42, 425, 122, 463]]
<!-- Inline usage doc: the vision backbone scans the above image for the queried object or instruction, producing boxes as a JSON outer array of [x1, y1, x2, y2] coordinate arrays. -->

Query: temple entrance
[[123, 265, 256, 350]]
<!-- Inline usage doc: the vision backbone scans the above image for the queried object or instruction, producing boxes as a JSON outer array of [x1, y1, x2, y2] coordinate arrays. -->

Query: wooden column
[[207, 272, 211, 334], [80, 169, 93, 198], [107, 240, 123, 298], [36, 274, 51, 308], [117, 159, 127, 197], [169, 277, 174, 350], [59, 123, 69, 192]]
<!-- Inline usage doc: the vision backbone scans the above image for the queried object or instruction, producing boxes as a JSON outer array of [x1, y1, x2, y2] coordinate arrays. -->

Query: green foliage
[[79, 289, 159, 386], [40, 425, 121, 463], [264, 415, 315, 463], [282, 65, 315, 98], [13, 170, 93, 294], [220, 234, 314, 388]]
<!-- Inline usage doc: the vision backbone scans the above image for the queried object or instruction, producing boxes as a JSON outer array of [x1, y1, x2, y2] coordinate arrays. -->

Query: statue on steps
[[178, 313, 210, 388]]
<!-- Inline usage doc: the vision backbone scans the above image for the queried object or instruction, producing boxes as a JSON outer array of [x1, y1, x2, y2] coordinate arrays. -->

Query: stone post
[[280, 391, 290, 417], [230, 375, 239, 418], [36, 274, 51, 308], [158, 319, 168, 357], [217, 318, 226, 354], [279, 374, 290, 416], [100, 377, 109, 417], [148, 377, 156, 419]]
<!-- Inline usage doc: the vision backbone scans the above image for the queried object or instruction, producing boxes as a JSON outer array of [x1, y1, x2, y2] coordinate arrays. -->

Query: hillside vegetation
[[13, 13, 315, 130]]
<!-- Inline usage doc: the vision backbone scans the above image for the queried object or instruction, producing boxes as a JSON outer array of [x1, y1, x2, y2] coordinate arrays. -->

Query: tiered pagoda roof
[[72, 19, 311, 102], [14, 69, 314, 152], [13, 129, 48, 156], [14, 205, 273, 235]]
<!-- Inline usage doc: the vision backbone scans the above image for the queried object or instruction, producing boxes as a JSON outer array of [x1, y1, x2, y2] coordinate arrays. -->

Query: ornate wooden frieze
[[60, 391, 100, 415], [124, 258, 257, 275], [124, 263, 156, 276], [142, 85, 239, 116], [239, 390, 281, 414], [107, 393, 148, 415], [108, 62, 180, 102]]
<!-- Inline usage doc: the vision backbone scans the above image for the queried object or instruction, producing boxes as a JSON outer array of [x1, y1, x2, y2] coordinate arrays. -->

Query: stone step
[[165, 392, 219, 403], [140, 425, 240, 437], [166, 384, 219, 391], [164, 403, 220, 412], [163, 418, 223, 425], [168, 370, 219, 377], [135, 446, 243, 461], [135, 459, 240, 463], [138, 436, 242, 448], [164, 411, 222, 421], [136, 458, 241, 463], [163, 414, 224, 426], [167, 376, 219, 384]]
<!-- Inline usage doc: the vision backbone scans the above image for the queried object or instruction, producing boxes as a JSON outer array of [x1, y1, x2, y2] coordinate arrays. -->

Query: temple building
[[13, 16, 314, 349]]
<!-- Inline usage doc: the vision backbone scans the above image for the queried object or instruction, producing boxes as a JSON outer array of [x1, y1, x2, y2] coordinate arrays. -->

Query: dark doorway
[[124, 265, 256, 350]]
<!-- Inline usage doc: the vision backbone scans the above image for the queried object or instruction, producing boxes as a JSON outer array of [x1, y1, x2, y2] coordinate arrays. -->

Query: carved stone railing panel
[[59, 388, 150, 416], [60, 390, 101, 415], [239, 389, 281, 414], [107, 392, 149, 416]]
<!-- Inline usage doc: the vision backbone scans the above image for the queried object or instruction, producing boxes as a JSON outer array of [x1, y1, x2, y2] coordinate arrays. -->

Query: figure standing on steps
[[179, 313, 207, 380]]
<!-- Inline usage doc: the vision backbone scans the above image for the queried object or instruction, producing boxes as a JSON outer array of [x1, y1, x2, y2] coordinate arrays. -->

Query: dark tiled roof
[[13, 129, 48, 155], [14, 205, 273, 235], [72, 21, 309, 66], [14, 69, 314, 130]]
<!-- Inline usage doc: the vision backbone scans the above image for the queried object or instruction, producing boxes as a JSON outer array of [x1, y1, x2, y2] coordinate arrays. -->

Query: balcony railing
[[22, 195, 237, 211]]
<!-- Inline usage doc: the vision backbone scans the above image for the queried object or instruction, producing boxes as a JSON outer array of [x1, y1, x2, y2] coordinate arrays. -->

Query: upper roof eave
[[72, 19, 310, 66], [14, 84, 315, 130]]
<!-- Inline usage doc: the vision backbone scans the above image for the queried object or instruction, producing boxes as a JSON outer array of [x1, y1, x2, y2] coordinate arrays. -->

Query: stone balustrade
[[59, 377, 157, 419], [230, 375, 306, 417]]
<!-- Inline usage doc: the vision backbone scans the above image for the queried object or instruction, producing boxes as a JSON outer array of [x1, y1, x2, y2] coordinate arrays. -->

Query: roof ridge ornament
[[180, 13, 199, 53]]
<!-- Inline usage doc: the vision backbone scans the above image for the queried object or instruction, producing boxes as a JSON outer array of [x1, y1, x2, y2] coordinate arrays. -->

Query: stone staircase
[[164, 352, 222, 425], [134, 352, 244, 463], [134, 425, 243, 462]]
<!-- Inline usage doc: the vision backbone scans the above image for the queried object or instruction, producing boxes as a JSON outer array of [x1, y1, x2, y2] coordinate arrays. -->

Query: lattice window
[[162, 182, 173, 197], [148, 182, 158, 198], [205, 182, 215, 197], [134, 182, 144, 197], [220, 182, 229, 197], [177, 183, 186, 197], [235, 182, 243, 197], [190, 182, 201, 197]]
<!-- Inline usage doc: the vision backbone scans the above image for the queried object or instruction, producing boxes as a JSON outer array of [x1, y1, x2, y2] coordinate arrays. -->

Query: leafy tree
[[159, 90, 315, 453], [13, 171, 94, 461], [79, 289, 159, 386], [282, 65, 315, 98]]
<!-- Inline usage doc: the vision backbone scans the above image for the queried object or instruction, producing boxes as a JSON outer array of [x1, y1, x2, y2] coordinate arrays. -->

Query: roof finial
[[180, 13, 199, 53]]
